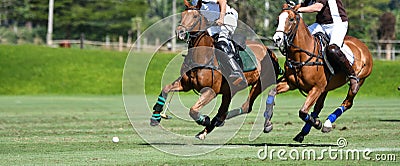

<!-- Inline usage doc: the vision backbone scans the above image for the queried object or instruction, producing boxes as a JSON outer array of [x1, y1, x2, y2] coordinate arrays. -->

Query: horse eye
[[289, 18, 294, 22], [193, 15, 198, 19]]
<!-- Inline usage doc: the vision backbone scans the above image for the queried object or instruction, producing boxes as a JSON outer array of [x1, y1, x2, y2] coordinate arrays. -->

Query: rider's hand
[[216, 18, 224, 26]]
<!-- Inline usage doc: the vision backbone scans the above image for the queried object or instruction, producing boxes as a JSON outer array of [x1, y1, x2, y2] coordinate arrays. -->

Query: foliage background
[[0, 0, 398, 43]]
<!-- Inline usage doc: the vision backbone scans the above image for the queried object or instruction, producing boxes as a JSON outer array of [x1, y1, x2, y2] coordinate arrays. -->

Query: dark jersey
[[302, 0, 348, 24]]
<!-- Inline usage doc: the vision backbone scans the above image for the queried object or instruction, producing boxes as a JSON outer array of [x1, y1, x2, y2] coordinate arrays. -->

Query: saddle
[[232, 34, 257, 72], [314, 32, 334, 75], [181, 33, 257, 75], [314, 32, 355, 76]]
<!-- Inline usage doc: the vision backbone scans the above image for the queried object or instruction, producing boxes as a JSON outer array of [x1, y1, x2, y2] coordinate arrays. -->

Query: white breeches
[[308, 21, 348, 47]]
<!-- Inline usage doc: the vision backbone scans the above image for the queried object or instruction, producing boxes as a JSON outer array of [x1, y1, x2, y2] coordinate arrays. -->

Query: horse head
[[273, 3, 301, 47], [176, 0, 207, 41]]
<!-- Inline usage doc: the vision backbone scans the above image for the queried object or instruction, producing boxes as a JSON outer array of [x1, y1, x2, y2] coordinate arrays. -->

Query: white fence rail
[[52, 38, 400, 60]]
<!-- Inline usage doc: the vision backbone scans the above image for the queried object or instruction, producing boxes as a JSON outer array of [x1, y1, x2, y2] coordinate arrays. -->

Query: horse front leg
[[293, 87, 323, 143], [263, 80, 293, 133], [196, 90, 231, 140], [187, 87, 217, 140], [294, 92, 327, 142], [150, 78, 185, 126]]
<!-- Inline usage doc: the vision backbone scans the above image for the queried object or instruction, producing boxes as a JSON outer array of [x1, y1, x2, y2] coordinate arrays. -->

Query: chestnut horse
[[149, 0, 280, 140], [264, 4, 373, 142]]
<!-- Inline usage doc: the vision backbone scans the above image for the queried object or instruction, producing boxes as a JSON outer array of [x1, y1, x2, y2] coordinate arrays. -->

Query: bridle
[[177, 8, 207, 44], [277, 8, 324, 68], [177, 7, 217, 91], [277, 8, 326, 96]]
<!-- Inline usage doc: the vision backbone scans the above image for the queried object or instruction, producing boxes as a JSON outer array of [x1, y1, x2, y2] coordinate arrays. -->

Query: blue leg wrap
[[266, 95, 275, 105], [327, 106, 345, 123], [301, 112, 319, 135], [304, 114, 310, 121]]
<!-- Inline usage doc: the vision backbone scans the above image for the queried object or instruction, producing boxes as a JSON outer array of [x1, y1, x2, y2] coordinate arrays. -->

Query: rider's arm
[[216, 0, 227, 25], [298, 2, 324, 13]]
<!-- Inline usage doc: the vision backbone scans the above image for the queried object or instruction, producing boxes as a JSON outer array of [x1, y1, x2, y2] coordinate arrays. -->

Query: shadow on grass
[[139, 142, 337, 147], [379, 119, 400, 122]]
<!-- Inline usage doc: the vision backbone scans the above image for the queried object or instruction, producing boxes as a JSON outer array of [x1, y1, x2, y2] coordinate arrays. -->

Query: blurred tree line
[[0, 0, 398, 44]]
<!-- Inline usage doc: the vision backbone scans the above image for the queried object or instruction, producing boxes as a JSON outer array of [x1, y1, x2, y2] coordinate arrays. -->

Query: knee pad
[[327, 44, 340, 55]]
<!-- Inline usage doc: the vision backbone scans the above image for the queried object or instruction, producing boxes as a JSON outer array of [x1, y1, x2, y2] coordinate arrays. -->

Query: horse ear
[[184, 0, 191, 8], [293, 4, 301, 11], [196, 0, 202, 9]]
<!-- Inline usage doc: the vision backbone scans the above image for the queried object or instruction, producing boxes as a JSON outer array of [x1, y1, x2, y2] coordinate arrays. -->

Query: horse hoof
[[150, 119, 160, 126], [293, 133, 304, 143], [150, 116, 161, 126], [263, 122, 273, 133], [321, 126, 332, 133], [321, 120, 332, 133], [195, 132, 207, 140], [314, 119, 322, 130]]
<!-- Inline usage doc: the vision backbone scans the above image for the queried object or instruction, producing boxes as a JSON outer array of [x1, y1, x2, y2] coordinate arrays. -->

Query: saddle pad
[[341, 44, 354, 66], [239, 46, 257, 72]]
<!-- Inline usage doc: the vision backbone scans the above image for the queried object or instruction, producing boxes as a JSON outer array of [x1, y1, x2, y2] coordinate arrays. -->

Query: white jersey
[[191, 0, 238, 41], [192, 0, 235, 21]]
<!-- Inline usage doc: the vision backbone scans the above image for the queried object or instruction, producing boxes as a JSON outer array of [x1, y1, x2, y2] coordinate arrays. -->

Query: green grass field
[[0, 45, 399, 165], [0, 95, 399, 165]]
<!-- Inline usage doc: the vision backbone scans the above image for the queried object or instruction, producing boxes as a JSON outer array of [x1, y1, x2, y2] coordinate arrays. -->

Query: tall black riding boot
[[215, 40, 247, 90], [327, 44, 359, 94]]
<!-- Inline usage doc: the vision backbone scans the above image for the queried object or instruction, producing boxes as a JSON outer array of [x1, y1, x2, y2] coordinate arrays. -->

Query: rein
[[277, 9, 325, 96], [278, 10, 323, 68], [179, 8, 221, 93], [177, 8, 207, 43]]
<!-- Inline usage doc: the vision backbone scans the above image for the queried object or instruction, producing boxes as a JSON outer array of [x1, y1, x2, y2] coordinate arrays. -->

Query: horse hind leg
[[263, 88, 277, 133], [150, 79, 186, 126], [226, 80, 262, 119], [321, 79, 366, 133]]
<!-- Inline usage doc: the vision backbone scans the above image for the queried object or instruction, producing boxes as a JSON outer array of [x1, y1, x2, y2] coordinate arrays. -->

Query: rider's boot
[[214, 39, 247, 90], [327, 44, 360, 94]]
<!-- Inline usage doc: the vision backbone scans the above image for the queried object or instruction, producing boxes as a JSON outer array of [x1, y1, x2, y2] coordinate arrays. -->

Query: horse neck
[[192, 15, 208, 35], [189, 33, 215, 65], [291, 18, 317, 61]]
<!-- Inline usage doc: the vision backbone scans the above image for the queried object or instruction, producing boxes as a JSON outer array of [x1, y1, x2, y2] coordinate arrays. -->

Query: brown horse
[[149, 0, 280, 140], [264, 4, 373, 142]]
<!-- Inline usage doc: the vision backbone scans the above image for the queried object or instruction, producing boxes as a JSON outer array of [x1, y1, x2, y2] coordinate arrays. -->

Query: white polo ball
[[112, 136, 119, 143]]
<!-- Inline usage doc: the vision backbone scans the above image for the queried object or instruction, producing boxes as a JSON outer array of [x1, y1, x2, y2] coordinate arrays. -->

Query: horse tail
[[267, 48, 283, 80]]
